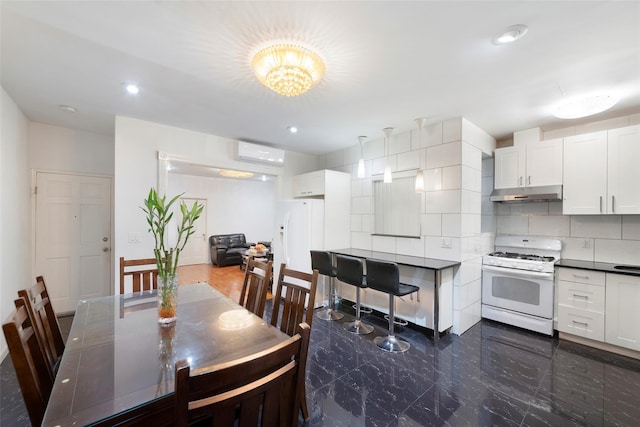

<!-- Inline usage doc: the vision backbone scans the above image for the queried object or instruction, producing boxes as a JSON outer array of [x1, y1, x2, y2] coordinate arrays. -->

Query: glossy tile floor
[[3, 303, 640, 426]]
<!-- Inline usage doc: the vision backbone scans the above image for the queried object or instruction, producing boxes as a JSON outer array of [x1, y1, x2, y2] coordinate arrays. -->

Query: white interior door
[[179, 198, 208, 266], [35, 172, 111, 313]]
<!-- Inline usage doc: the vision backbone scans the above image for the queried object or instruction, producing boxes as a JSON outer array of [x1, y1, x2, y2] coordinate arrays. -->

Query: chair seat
[[395, 282, 420, 297]]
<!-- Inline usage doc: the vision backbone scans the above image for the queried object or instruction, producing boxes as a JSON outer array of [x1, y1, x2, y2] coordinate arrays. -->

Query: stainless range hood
[[490, 185, 563, 203]]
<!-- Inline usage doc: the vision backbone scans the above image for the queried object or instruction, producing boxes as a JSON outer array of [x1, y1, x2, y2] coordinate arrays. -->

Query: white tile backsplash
[[595, 239, 640, 265], [397, 150, 420, 171], [571, 215, 622, 239], [442, 165, 462, 190], [622, 216, 640, 240], [442, 214, 461, 237], [421, 213, 442, 236], [529, 215, 571, 237], [350, 215, 362, 232], [497, 215, 529, 235], [396, 237, 425, 257], [425, 190, 461, 214]]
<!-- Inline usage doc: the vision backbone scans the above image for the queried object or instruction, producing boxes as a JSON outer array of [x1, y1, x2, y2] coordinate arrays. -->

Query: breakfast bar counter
[[329, 248, 460, 344]]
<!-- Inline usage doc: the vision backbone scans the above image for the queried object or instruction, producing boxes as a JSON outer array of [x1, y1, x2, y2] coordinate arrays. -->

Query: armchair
[[209, 233, 253, 267]]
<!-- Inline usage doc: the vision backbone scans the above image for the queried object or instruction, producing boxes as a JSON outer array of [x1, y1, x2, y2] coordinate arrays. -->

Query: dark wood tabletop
[[42, 283, 289, 426]]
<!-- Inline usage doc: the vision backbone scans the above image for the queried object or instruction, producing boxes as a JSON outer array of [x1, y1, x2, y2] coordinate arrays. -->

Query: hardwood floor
[[177, 262, 272, 302]]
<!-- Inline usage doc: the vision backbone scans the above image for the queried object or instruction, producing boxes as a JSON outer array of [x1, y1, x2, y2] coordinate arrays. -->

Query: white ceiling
[[2, 1, 639, 155]]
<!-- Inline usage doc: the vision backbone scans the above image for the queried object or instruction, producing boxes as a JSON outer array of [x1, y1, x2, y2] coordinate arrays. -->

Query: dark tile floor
[[2, 306, 640, 427]]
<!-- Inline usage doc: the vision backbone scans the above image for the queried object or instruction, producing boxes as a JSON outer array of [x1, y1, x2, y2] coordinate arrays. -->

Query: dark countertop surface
[[556, 259, 640, 277], [329, 248, 460, 271]]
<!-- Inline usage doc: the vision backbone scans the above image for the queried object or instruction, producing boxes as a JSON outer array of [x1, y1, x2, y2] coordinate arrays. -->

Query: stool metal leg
[[374, 294, 410, 353], [344, 288, 373, 334], [316, 276, 344, 321]]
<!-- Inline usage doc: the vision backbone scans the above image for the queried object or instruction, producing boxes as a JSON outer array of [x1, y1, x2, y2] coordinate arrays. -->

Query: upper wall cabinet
[[292, 169, 350, 199], [494, 139, 563, 189], [563, 125, 640, 214]]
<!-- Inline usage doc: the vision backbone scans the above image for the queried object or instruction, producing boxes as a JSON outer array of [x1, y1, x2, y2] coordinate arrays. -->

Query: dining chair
[[2, 297, 54, 426], [17, 276, 65, 378], [239, 258, 273, 317], [270, 263, 318, 421], [119, 256, 159, 294], [174, 322, 310, 427]]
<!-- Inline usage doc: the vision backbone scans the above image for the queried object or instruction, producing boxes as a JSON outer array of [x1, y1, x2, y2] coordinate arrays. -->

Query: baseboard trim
[[559, 332, 640, 360]]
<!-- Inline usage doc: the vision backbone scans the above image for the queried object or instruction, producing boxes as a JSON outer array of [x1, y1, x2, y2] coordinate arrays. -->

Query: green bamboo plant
[[142, 187, 204, 278]]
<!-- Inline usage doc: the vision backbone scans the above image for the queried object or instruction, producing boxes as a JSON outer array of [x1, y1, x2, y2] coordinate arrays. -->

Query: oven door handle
[[482, 265, 554, 280]]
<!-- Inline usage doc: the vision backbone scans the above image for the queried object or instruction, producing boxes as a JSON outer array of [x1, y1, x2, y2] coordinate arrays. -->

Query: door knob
[[103, 247, 110, 252]]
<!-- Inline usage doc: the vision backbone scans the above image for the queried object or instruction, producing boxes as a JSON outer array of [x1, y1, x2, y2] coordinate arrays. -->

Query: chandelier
[[252, 44, 325, 97]]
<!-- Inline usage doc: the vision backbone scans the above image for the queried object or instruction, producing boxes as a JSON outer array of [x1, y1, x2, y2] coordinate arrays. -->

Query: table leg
[[434, 269, 441, 345]]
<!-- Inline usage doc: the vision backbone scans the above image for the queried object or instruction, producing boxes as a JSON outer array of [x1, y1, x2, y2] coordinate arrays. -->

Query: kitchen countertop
[[329, 248, 460, 271], [556, 259, 640, 277]]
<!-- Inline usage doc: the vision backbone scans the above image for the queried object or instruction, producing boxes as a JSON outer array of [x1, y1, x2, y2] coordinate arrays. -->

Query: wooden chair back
[[174, 323, 310, 427], [119, 257, 159, 294], [2, 297, 54, 426], [17, 276, 65, 378], [271, 263, 318, 336], [239, 258, 273, 317]]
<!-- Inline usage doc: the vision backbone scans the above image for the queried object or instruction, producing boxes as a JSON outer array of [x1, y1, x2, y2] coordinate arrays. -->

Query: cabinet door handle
[[527, 176, 531, 185], [574, 274, 589, 279], [572, 294, 588, 299], [572, 320, 589, 326], [612, 195, 615, 213], [599, 196, 603, 213], [519, 176, 523, 187]]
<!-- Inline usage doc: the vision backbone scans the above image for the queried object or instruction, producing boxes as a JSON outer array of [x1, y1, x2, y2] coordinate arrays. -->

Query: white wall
[[168, 173, 277, 245], [114, 116, 318, 292], [496, 112, 640, 265], [0, 88, 30, 360], [30, 122, 113, 175]]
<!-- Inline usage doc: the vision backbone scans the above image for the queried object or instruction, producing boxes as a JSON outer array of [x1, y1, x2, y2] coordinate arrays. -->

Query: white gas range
[[482, 236, 562, 336]]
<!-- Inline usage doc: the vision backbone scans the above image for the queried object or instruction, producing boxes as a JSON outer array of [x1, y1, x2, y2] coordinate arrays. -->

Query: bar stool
[[310, 250, 344, 321], [365, 258, 419, 353], [336, 255, 374, 335]]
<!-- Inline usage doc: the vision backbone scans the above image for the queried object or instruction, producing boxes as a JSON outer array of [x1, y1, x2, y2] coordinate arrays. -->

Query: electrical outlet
[[441, 238, 452, 249], [582, 239, 591, 249], [128, 232, 141, 243]]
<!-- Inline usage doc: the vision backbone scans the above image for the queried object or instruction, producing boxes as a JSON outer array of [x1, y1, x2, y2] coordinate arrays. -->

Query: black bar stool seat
[[310, 250, 343, 321], [365, 258, 419, 353], [336, 255, 373, 335]]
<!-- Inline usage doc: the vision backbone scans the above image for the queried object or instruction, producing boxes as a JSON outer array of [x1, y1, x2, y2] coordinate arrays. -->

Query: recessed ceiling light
[[288, 126, 298, 134], [493, 24, 528, 45], [125, 83, 140, 95], [59, 104, 76, 113], [553, 93, 620, 119]]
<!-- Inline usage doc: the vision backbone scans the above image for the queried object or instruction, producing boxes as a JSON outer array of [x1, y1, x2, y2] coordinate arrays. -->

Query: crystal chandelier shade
[[252, 44, 325, 97]]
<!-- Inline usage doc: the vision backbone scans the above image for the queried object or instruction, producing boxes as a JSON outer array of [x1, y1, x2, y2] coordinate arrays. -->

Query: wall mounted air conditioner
[[236, 141, 285, 167]]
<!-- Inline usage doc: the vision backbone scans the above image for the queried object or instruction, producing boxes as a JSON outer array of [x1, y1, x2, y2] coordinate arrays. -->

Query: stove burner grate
[[488, 252, 556, 262]]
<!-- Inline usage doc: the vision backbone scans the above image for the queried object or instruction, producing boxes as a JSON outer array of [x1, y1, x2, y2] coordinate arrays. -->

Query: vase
[[157, 275, 178, 324]]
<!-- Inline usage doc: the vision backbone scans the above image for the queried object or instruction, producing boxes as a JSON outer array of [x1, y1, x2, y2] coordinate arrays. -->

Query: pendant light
[[383, 127, 394, 183], [415, 118, 426, 192], [357, 136, 367, 178]]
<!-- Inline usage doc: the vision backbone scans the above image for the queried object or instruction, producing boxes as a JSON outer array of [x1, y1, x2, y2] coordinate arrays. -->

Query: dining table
[[42, 282, 290, 426]]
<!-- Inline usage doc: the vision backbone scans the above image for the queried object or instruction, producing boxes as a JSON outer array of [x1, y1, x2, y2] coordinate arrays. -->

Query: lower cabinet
[[557, 268, 606, 341], [605, 273, 640, 351], [558, 268, 640, 353]]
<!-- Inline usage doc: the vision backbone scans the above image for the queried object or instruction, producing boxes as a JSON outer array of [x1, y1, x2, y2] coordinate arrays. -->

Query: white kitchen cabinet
[[293, 169, 351, 198], [605, 273, 640, 351], [607, 125, 640, 214], [557, 268, 606, 341], [494, 139, 562, 189], [563, 125, 640, 215]]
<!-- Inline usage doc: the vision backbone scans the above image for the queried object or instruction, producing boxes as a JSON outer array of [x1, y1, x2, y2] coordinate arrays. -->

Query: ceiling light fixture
[[252, 44, 325, 97], [59, 104, 76, 113], [125, 83, 140, 95], [357, 136, 367, 178], [219, 169, 254, 178], [383, 127, 394, 184], [553, 93, 620, 119], [288, 126, 298, 134], [492, 24, 528, 45]]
